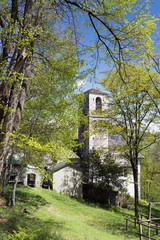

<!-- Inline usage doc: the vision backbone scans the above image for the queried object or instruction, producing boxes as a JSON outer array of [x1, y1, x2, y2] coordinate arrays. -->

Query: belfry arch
[[96, 97, 102, 111]]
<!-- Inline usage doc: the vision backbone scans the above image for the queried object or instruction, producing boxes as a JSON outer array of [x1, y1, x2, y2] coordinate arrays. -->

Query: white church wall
[[53, 166, 83, 198], [120, 161, 141, 198], [122, 171, 135, 197]]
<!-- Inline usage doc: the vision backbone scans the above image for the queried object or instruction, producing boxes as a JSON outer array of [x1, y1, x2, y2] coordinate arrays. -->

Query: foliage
[[119, 194, 134, 209], [1, 29, 86, 203], [100, 63, 160, 216], [63, 0, 157, 67], [141, 141, 160, 202], [8, 226, 39, 240], [119, 193, 147, 209], [0, 0, 85, 174], [139, 198, 148, 205], [0, 0, 157, 175], [83, 150, 126, 192], [7, 19, 86, 166], [7, 225, 63, 240]]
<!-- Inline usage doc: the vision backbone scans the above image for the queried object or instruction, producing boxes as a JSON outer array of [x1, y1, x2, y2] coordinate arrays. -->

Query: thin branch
[[138, 112, 158, 145], [64, 0, 122, 61], [139, 138, 157, 152], [88, 13, 115, 63], [0, 16, 4, 28]]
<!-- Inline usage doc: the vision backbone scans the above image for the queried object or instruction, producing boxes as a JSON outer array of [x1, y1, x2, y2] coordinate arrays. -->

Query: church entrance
[[27, 173, 36, 187]]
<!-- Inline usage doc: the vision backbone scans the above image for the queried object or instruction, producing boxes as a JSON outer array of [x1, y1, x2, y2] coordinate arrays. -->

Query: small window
[[96, 97, 102, 111]]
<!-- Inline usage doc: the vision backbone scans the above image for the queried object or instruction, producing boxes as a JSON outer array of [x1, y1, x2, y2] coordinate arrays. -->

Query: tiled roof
[[54, 160, 82, 172], [84, 88, 107, 95]]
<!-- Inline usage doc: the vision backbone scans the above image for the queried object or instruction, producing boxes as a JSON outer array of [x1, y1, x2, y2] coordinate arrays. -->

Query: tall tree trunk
[[0, 87, 21, 175], [1, 162, 8, 197], [0, 0, 44, 176], [11, 174, 19, 208], [1, 161, 12, 196], [133, 164, 139, 218]]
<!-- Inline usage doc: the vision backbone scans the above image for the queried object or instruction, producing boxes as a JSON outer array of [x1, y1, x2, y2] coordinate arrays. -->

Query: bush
[[139, 199, 148, 205], [8, 226, 38, 240], [7, 225, 64, 240], [118, 194, 134, 209]]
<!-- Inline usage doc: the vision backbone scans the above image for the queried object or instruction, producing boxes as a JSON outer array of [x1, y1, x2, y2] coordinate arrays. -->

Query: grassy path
[[0, 185, 139, 239]]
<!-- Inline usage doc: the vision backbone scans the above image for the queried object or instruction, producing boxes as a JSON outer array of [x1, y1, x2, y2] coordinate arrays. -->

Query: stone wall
[[22, 166, 42, 188]]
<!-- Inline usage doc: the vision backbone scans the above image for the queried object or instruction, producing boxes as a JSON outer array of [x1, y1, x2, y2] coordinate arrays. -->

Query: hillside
[[0, 185, 143, 239]]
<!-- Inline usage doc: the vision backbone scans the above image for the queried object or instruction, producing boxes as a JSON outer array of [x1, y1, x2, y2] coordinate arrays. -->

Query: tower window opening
[[96, 97, 102, 111]]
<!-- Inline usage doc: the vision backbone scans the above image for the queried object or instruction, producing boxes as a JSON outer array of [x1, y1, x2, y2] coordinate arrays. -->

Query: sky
[[150, 0, 160, 17], [78, 0, 160, 92]]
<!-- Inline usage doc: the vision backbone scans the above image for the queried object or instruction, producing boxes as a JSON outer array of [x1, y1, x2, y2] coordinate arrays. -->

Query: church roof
[[54, 159, 82, 173], [84, 88, 107, 95]]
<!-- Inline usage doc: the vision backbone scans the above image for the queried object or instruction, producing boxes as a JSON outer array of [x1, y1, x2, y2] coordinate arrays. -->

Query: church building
[[78, 88, 141, 198], [12, 88, 140, 200]]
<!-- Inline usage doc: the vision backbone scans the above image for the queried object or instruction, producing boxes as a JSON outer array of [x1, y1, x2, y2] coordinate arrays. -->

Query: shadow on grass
[[5, 216, 66, 240], [4, 185, 47, 208], [0, 185, 66, 240]]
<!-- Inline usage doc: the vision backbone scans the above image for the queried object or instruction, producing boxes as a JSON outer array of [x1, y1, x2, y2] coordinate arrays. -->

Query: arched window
[[96, 97, 102, 111]]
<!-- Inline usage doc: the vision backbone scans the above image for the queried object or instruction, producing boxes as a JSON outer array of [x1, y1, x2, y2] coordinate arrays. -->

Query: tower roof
[[84, 88, 107, 95]]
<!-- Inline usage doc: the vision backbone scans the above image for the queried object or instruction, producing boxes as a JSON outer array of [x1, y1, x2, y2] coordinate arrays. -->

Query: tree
[[99, 64, 160, 217], [19, 26, 85, 159], [0, 0, 156, 176], [141, 141, 160, 202], [82, 150, 126, 203], [0, 27, 85, 206], [136, 20, 160, 115]]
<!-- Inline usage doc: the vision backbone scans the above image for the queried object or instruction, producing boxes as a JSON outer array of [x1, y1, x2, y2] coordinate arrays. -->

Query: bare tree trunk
[[1, 161, 12, 197], [133, 164, 139, 218], [0, 86, 22, 175], [1, 163, 8, 196], [11, 174, 19, 208]]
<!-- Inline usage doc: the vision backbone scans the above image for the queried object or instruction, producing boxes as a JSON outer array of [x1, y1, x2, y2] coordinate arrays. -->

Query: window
[[96, 97, 102, 111]]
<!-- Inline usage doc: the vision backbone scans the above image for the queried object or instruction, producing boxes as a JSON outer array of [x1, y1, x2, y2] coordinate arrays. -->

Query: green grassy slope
[[0, 185, 142, 239]]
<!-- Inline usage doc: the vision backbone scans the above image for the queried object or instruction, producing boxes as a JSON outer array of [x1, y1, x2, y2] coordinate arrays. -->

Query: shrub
[[118, 194, 134, 209], [139, 199, 148, 205], [7, 225, 64, 240], [8, 226, 39, 240]]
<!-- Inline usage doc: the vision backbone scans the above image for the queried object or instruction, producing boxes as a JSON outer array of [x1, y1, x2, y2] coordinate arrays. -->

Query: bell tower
[[78, 88, 108, 159]]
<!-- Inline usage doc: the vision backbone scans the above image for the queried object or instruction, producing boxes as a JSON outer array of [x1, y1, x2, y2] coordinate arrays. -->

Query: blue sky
[[79, 0, 160, 92], [150, 0, 160, 18]]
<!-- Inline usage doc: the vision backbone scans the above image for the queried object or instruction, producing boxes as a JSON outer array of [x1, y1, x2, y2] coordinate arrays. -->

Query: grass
[[0, 185, 159, 240]]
